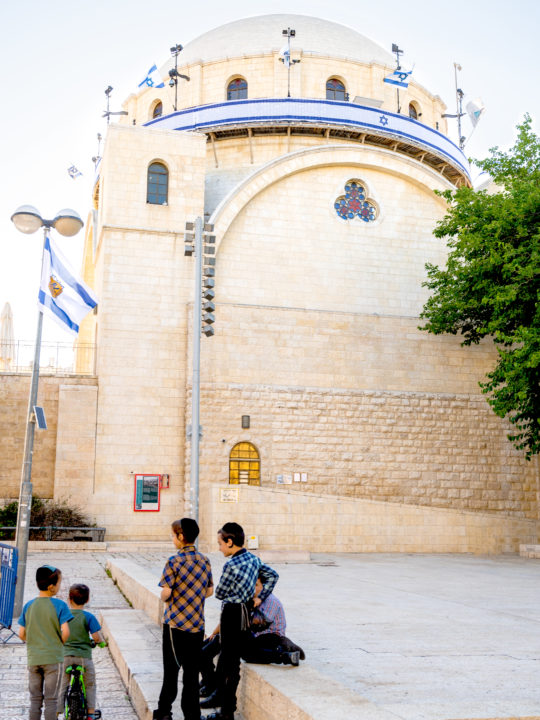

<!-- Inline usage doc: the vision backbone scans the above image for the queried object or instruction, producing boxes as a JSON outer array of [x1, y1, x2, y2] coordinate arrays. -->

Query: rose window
[[334, 180, 377, 222]]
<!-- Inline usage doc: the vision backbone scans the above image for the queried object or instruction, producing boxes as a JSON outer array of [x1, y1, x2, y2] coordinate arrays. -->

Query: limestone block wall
[[81, 124, 207, 539], [53, 384, 98, 510], [214, 160, 449, 317], [0, 375, 97, 502], [195, 381, 538, 520], [198, 484, 540, 554]]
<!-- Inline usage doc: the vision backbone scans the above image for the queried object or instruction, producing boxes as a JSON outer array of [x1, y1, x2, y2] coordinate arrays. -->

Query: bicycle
[[62, 663, 102, 720]]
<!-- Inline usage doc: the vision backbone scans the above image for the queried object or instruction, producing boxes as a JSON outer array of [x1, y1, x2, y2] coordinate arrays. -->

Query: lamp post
[[10, 205, 84, 618]]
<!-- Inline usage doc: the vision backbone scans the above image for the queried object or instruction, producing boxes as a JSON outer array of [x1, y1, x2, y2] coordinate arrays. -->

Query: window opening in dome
[[147, 162, 168, 205], [152, 101, 163, 119], [229, 442, 260, 486], [408, 102, 419, 120], [334, 180, 377, 222], [326, 78, 348, 102], [227, 78, 248, 101]]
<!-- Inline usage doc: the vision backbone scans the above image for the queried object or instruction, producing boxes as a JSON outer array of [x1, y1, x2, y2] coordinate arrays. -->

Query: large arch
[[210, 144, 453, 251]]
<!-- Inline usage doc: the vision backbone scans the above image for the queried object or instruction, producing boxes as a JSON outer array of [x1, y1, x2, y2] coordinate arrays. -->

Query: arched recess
[[210, 144, 454, 251], [147, 160, 169, 205], [229, 442, 260, 485], [326, 77, 348, 101], [408, 101, 421, 120], [226, 76, 248, 100], [151, 100, 163, 119]]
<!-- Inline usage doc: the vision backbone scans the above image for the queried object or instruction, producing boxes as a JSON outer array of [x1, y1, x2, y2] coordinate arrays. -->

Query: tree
[[419, 116, 540, 459]]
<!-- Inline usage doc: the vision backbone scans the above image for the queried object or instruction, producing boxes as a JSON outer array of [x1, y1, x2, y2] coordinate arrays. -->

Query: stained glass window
[[229, 442, 260, 486], [326, 78, 347, 101], [334, 180, 377, 222], [227, 78, 248, 100], [147, 162, 168, 205]]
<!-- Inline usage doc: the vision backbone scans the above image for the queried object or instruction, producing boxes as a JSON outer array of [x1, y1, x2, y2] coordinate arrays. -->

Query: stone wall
[[196, 382, 539, 520], [0, 374, 97, 501], [198, 483, 539, 554]]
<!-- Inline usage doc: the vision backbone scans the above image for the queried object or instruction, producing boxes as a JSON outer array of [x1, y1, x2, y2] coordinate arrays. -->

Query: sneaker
[[281, 650, 300, 666], [204, 712, 234, 720], [88, 713, 102, 720], [200, 689, 222, 708]]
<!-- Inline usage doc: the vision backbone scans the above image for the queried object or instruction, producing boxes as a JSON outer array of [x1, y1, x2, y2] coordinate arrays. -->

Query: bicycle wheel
[[64, 676, 87, 720], [67, 688, 86, 720]]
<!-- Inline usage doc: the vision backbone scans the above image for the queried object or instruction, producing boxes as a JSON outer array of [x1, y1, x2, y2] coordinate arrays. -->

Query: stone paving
[[2, 549, 540, 720], [0, 552, 139, 720]]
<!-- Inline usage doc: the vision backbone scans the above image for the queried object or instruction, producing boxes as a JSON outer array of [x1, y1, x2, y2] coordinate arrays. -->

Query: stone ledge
[[519, 544, 540, 559], [104, 558, 394, 720], [99, 607, 391, 720]]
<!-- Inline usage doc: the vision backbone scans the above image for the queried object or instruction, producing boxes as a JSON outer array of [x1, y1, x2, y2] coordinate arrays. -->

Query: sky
[[1, 0, 538, 344]]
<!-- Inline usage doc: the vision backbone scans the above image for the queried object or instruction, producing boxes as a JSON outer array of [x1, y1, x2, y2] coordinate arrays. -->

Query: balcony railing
[[0, 341, 96, 376]]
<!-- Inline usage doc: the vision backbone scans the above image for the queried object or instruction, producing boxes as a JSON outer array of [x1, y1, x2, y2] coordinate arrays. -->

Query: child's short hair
[[171, 517, 199, 544], [219, 522, 245, 547], [69, 583, 90, 605], [36, 565, 61, 591]]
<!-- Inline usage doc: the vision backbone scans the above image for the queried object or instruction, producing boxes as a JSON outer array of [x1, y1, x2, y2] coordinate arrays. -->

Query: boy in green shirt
[[57, 583, 105, 720], [18, 565, 73, 720]]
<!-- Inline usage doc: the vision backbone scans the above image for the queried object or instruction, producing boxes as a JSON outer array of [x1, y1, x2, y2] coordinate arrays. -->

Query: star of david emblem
[[334, 181, 377, 223], [379, 115, 389, 126]]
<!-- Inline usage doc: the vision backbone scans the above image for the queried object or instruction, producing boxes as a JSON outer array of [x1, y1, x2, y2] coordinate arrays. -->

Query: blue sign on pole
[[0, 543, 19, 643]]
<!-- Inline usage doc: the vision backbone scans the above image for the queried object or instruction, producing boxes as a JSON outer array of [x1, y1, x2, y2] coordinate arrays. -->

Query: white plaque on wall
[[220, 488, 239, 503]]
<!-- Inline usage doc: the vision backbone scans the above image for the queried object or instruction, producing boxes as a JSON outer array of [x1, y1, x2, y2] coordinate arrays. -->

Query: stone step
[[105, 557, 395, 720]]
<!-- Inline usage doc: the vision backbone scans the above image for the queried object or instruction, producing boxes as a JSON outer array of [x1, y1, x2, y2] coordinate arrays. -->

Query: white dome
[[167, 14, 394, 68]]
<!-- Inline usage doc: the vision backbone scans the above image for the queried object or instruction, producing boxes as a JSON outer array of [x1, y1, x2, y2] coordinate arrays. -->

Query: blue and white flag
[[138, 64, 165, 89], [279, 45, 291, 68], [67, 165, 82, 179], [39, 235, 98, 336], [383, 68, 412, 88], [466, 98, 485, 127]]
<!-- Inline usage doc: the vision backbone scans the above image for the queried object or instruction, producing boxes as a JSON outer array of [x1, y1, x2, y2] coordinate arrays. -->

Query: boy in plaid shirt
[[153, 518, 213, 720], [205, 522, 278, 720]]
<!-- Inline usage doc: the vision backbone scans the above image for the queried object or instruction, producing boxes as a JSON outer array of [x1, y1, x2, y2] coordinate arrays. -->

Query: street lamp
[[10, 205, 84, 618]]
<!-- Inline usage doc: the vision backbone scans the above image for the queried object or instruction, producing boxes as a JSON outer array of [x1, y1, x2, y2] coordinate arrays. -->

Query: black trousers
[[201, 634, 221, 689], [241, 633, 284, 664], [216, 603, 249, 714], [157, 623, 204, 720]]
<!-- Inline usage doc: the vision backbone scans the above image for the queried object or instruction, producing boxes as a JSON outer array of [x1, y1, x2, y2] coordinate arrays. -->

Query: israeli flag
[[138, 64, 165, 89], [383, 68, 412, 88], [67, 165, 82, 180], [39, 235, 98, 336], [466, 98, 485, 127], [279, 45, 291, 68]]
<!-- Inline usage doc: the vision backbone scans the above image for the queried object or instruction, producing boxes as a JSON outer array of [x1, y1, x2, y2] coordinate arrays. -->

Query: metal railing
[[0, 527, 105, 542], [0, 341, 96, 376]]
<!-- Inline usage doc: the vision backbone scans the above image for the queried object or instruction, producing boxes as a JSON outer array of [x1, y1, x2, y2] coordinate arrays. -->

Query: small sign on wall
[[134, 474, 161, 511], [220, 488, 239, 503]]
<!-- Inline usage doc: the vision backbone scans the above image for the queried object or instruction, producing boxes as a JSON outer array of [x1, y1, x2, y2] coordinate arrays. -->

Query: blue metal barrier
[[0, 543, 18, 643]]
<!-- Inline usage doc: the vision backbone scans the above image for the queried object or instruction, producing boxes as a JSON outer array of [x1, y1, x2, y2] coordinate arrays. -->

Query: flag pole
[[10, 205, 85, 620], [12, 227, 48, 618]]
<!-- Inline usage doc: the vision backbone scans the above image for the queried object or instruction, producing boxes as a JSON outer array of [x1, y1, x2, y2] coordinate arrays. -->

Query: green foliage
[[419, 116, 540, 458], [0, 496, 95, 540]]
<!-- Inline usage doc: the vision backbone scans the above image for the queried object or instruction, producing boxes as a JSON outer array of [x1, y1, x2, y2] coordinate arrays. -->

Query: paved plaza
[[1, 549, 540, 719]]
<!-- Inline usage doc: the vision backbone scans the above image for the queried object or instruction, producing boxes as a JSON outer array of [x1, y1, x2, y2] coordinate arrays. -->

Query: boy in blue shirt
[[18, 564, 73, 720], [57, 583, 105, 720]]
